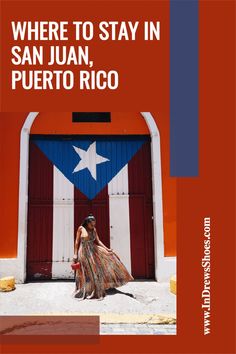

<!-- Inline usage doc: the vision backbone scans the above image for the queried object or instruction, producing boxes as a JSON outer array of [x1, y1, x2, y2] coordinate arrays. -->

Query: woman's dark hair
[[82, 214, 96, 227]]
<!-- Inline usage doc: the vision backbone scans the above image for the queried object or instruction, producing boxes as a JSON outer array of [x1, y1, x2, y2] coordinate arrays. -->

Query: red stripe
[[74, 186, 110, 248], [27, 141, 53, 280], [128, 140, 155, 278]]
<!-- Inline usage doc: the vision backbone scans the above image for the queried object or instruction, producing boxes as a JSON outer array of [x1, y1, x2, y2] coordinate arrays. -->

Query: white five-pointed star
[[72, 142, 109, 180]]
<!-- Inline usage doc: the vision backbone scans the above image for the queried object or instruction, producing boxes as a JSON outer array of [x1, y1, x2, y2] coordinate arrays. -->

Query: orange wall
[[31, 112, 149, 135], [0, 112, 176, 257], [0, 113, 28, 257]]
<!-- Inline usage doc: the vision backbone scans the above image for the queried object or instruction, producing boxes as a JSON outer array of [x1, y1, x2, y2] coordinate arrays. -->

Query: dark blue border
[[170, 0, 199, 176]]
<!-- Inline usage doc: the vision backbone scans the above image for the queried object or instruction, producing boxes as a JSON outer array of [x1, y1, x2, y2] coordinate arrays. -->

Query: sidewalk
[[0, 280, 176, 334], [101, 324, 176, 335]]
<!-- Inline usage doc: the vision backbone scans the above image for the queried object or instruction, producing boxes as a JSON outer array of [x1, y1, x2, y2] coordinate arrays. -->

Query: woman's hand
[[72, 255, 78, 263]]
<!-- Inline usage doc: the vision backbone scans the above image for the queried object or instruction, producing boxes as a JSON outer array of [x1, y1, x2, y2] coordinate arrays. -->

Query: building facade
[[0, 112, 176, 282]]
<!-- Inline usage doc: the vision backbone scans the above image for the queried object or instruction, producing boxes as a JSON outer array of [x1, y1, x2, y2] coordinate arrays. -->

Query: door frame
[[11, 112, 176, 282]]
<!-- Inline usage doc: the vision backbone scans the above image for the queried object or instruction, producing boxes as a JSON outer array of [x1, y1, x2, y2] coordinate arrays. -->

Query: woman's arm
[[73, 226, 82, 262], [94, 228, 113, 252]]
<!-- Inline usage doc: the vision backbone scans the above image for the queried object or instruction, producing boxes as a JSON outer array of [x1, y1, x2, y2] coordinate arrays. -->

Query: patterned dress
[[72, 228, 134, 300]]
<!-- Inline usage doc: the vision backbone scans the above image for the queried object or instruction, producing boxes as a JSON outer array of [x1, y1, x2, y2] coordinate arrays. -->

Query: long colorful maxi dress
[[72, 228, 134, 300]]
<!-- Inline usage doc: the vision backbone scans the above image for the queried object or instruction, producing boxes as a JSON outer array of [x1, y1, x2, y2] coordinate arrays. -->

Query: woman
[[72, 214, 134, 300]]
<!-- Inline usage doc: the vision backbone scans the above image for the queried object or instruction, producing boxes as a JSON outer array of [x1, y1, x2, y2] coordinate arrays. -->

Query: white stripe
[[108, 165, 132, 273], [52, 166, 74, 279]]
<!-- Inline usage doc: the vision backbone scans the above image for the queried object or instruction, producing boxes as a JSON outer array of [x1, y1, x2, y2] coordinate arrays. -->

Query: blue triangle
[[33, 137, 148, 199]]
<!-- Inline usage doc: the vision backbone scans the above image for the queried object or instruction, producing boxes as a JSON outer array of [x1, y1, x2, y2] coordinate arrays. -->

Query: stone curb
[[21, 313, 176, 324]]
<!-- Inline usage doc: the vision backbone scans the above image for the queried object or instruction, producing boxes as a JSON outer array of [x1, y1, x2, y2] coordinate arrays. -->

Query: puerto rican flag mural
[[27, 135, 155, 280]]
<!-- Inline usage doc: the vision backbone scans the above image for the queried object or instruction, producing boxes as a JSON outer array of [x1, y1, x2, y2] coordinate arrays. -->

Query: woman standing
[[72, 214, 134, 300]]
